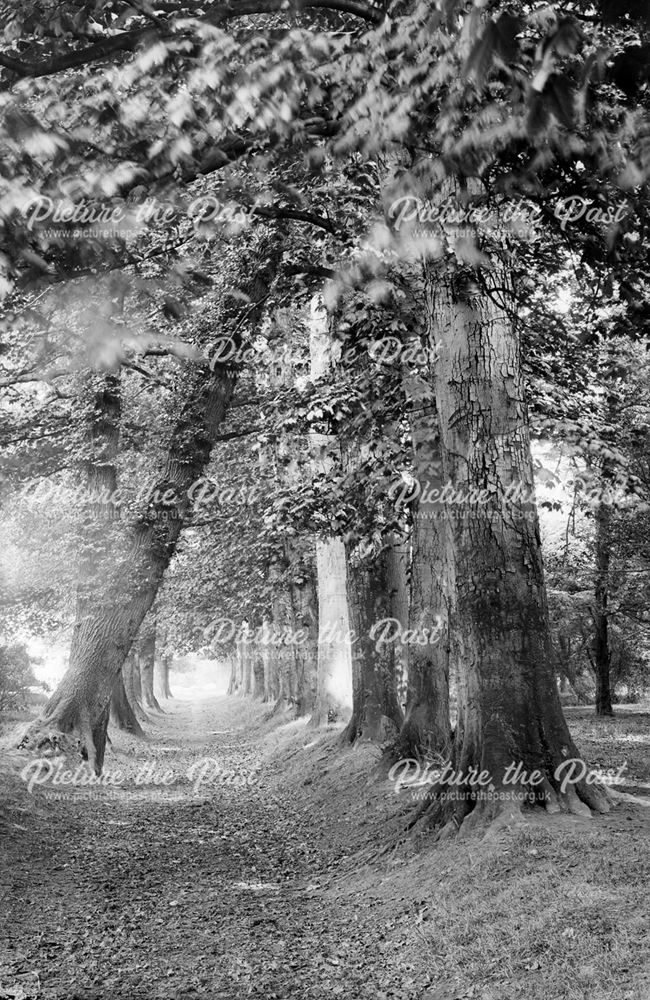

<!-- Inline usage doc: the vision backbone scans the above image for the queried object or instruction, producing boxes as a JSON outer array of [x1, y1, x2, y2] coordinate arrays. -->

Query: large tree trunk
[[344, 544, 404, 743], [399, 391, 453, 759], [400, 508, 453, 760], [418, 243, 609, 831], [20, 240, 279, 771], [75, 371, 127, 767]]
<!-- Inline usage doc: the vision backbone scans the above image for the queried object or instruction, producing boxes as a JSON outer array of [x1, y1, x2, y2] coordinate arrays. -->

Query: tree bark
[[344, 543, 404, 742], [76, 371, 130, 766], [593, 483, 614, 716], [418, 246, 610, 830], [227, 652, 237, 695], [385, 531, 410, 713], [123, 650, 147, 722], [110, 667, 144, 735], [400, 507, 453, 759], [309, 300, 353, 726], [399, 393, 453, 759], [155, 652, 173, 700], [20, 239, 279, 771], [139, 617, 162, 712], [289, 553, 319, 717]]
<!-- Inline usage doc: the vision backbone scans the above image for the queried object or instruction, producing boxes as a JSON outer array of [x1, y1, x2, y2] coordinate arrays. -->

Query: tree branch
[[0, 0, 381, 81]]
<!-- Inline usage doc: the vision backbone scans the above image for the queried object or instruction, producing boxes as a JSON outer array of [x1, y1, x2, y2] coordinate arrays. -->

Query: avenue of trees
[[1, 0, 649, 832]]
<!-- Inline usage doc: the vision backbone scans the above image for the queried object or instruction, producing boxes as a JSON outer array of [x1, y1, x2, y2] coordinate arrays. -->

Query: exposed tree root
[[406, 771, 613, 841], [343, 712, 400, 746], [263, 697, 293, 721], [18, 701, 109, 775]]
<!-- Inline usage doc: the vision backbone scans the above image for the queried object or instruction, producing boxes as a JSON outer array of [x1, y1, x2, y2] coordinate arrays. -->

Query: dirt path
[[2, 697, 650, 1000], [0, 697, 410, 1000]]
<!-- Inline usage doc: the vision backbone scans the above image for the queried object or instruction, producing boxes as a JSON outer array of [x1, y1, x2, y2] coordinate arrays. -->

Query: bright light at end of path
[[551, 288, 573, 315]]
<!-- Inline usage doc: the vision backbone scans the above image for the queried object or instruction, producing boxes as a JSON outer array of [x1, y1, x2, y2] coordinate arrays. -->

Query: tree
[[155, 652, 174, 702], [420, 220, 610, 830], [308, 301, 353, 726], [19, 234, 281, 771], [138, 616, 162, 713], [0, 643, 42, 713], [344, 541, 404, 742]]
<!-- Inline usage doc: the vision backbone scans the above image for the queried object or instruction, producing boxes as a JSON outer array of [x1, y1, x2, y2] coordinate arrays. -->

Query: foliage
[[0, 641, 43, 711]]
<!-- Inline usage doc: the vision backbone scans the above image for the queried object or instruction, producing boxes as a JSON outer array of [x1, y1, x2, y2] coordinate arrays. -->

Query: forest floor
[[0, 695, 649, 1000]]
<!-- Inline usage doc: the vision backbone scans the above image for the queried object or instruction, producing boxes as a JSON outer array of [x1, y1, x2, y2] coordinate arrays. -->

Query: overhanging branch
[[0, 0, 381, 82]]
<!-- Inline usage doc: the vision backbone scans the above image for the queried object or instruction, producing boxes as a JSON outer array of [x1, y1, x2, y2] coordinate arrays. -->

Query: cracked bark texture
[[344, 543, 404, 743], [421, 253, 609, 829], [400, 379, 453, 759]]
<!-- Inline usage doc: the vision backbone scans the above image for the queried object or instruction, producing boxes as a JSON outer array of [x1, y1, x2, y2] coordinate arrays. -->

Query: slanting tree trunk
[[309, 300, 352, 726], [76, 371, 133, 766], [20, 240, 279, 771], [419, 243, 609, 831], [139, 617, 163, 713], [110, 667, 144, 735], [344, 544, 404, 743], [155, 652, 173, 700]]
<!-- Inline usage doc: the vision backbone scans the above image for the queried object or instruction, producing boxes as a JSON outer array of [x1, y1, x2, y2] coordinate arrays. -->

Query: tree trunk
[[226, 653, 237, 696], [385, 530, 410, 713], [311, 537, 353, 725], [344, 544, 404, 742], [400, 506, 453, 760], [418, 246, 609, 830], [20, 239, 279, 771], [139, 618, 162, 712], [309, 300, 353, 726], [594, 484, 614, 716], [399, 392, 453, 760], [123, 651, 147, 722], [258, 623, 273, 701], [74, 371, 125, 767], [110, 667, 144, 735], [289, 554, 319, 717], [266, 559, 294, 713], [592, 394, 616, 717], [238, 625, 253, 696], [155, 653, 173, 700]]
